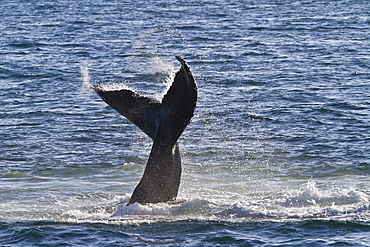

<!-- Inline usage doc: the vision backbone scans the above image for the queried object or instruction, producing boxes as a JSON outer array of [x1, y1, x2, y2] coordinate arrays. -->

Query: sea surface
[[1, 0, 370, 246]]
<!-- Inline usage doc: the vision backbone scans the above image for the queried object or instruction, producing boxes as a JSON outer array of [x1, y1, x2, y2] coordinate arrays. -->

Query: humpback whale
[[94, 56, 197, 205]]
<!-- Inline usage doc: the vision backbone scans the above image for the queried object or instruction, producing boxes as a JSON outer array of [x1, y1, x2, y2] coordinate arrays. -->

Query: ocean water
[[1, 0, 370, 246]]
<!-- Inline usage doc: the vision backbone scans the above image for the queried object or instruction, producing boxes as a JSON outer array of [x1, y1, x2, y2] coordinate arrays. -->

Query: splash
[[282, 180, 368, 208], [112, 198, 212, 218], [79, 61, 91, 90], [128, 27, 187, 101], [2, 180, 368, 224], [80, 27, 187, 101], [96, 81, 136, 92], [151, 56, 177, 102], [130, 26, 187, 73], [112, 202, 172, 217], [79, 60, 137, 95]]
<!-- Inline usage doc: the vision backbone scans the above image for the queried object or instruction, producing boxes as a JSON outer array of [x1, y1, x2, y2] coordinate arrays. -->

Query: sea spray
[[80, 61, 91, 90]]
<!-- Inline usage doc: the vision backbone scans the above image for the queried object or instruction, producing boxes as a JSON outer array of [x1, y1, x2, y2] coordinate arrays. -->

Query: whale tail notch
[[94, 56, 197, 204]]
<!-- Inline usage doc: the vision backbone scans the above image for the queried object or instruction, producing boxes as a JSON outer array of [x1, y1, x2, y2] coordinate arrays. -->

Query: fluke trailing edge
[[94, 56, 197, 205]]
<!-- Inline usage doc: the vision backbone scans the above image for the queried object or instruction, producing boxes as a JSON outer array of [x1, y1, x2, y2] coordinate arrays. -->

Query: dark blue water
[[1, 0, 370, 246]]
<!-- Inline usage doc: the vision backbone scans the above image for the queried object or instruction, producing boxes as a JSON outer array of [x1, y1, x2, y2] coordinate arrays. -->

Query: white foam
[[111, 198, 211, 218], [4, 179, 368, 224], [179, 180, 370, 222], [282, 180, 368, 208]]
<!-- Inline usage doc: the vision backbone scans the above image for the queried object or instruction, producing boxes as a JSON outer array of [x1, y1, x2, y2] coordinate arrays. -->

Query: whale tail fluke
[[94, 85, 161, 140], [158, 56, 197, 146], [94, 56, 197, 204], [94, 56, 197, 142]]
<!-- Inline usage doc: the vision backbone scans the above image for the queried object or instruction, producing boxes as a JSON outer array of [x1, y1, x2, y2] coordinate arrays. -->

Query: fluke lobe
[[94, 56, 197, 205]]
